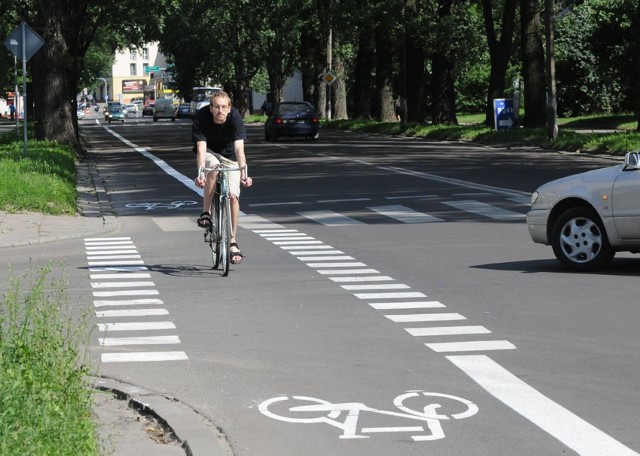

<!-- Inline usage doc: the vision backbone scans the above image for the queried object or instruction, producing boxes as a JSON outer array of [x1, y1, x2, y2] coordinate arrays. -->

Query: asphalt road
[[12, 111, 640, 455]]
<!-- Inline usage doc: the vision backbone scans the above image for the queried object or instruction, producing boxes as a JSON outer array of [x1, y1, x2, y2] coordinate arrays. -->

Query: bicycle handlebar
[[198, 164, 248, 180]]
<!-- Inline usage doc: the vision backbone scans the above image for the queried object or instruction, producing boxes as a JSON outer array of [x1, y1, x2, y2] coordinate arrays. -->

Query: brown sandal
[[197, 212, 211, 228], [230, 242, 244, 264]]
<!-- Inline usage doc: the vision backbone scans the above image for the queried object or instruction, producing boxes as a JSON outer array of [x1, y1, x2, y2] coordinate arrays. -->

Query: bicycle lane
[[95, 126, 638, 455]]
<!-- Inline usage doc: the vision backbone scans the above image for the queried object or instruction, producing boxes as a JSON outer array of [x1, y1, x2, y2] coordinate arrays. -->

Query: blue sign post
[[493, 98, 517, 131]]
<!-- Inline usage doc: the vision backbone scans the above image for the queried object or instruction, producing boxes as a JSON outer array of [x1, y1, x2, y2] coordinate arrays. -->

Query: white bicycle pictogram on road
[[124, 200, 197, 211], [259, 390, 478, 441]]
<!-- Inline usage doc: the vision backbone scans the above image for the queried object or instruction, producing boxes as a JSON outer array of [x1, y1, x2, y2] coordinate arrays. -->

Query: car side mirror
[[624, 151, 640, 169]]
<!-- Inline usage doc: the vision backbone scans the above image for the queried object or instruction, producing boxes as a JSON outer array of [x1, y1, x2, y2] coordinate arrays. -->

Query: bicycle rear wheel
[[219, 195, 231, 276]]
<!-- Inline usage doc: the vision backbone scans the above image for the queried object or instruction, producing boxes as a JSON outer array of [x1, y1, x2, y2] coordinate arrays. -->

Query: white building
[[97, 42, 169, 104]]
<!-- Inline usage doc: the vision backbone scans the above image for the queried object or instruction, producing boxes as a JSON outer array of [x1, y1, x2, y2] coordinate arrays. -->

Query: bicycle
[[199, 162, 246, 276]]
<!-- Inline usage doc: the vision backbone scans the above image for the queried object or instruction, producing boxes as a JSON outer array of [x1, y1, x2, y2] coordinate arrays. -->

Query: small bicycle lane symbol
[[124, 200, 197, 211], [258, 391, 478, 441]]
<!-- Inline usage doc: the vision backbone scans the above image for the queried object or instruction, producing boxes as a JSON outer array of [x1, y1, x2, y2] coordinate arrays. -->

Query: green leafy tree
[[0, 0, 172, 145]]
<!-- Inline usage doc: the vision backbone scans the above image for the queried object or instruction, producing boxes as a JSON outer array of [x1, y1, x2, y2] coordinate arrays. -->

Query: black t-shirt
[[192, 106, 247, 161]]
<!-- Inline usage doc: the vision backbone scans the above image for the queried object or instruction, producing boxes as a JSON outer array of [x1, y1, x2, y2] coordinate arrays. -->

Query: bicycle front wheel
[[219, 195, 231, 276], [210, 195, 221, 269]]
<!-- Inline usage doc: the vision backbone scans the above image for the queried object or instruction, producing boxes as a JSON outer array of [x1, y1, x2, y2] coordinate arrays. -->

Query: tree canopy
[[1, 0, 639, 144]]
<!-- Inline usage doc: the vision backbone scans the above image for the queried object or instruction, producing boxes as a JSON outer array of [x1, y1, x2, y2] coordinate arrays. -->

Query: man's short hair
[[209, 91, 231, 106]]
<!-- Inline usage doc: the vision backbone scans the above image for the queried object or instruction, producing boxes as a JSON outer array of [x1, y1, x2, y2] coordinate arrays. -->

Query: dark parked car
[[142, 102, 154, 116], [264, 101, 319, 141], [176, 103, 191, 118]]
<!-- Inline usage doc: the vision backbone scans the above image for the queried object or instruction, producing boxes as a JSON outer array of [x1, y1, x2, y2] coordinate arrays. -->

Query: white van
[[153, 99, 176, 121]]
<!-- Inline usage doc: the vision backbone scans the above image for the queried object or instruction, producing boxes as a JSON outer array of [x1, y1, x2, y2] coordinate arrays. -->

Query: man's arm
[[196, 140, 208, 172], [234, 139, 252, 187]]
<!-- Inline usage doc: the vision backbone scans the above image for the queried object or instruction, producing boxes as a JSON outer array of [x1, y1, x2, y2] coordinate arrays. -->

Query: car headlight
[[530, 191, 539, 206]]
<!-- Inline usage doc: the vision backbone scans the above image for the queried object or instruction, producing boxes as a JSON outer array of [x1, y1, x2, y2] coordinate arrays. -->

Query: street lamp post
[[98, 77, 108, 102]]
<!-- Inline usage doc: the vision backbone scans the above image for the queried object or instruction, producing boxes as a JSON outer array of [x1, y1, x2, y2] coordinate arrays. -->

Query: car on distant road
[[176, 103, 191, 118], [526, 151, 640, 271], [123, 103, 138, 116], [142, 102, 154, 116], [103, 101, 122, 121], [106, 106, 125, 123], [264, 101, 319, 141], [153, 99, 176, 121], [76, 108, 85, 120]]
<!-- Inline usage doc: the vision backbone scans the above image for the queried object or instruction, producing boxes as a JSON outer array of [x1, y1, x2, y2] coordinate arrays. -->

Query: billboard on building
[[122, 79, 147, 93]]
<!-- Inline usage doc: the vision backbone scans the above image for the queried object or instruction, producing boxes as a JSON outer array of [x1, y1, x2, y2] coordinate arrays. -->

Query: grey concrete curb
[[93, 376, 233, 456]]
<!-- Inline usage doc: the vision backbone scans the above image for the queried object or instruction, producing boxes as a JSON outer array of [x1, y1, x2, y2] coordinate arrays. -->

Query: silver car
[[526, 152, 640, 271]]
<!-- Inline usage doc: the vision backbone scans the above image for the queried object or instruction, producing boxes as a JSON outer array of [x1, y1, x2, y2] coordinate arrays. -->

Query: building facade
[[97, 42, 170, 104]]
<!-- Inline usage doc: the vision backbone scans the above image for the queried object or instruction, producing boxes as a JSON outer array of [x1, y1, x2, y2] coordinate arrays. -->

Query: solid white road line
[[317, 269, 380, 275], [96, 321, 176, 331], [405, 325, 491, 336], [369, 205, 444, 223], [386, 313, 466, 323], [93, 290, 159, 297], [448, 355, 639, 456], [369, 301, 445, 309], [298, 210, 365, 226], [99, 335, 180, 346], [93, 298, 164, 307], [101, 351, 188, 363], [95, 309, 169, 318], [91, 281, 155, 288], [90, 273, 152, 279], [443, 200, 525, 220], [427, 341, 516, 352], [354, 291, 427, 299], [329, 276, 394, 282]]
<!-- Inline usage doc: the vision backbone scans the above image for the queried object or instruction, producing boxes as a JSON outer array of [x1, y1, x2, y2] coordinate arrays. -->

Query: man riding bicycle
[[193, 91, 252, 264]]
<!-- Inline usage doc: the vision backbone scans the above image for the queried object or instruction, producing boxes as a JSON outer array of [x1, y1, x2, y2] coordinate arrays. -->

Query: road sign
[[493, 98, 517, 131], [145, 66, 159, 73], [322, 71, 337, 86], [3, 22, 44, 62]]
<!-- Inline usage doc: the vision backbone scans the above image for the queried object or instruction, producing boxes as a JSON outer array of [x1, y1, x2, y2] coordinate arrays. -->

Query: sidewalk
[[0, 154, 232, 456]]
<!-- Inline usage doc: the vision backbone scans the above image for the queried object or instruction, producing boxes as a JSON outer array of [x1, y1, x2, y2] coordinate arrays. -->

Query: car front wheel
[[550, 207, 614, 272]]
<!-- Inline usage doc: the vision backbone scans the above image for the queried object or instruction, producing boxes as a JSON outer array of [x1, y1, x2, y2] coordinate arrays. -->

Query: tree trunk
[[405, 0, 426, 123], [300, 25, 320, 108], [431, 0, 457, 125], [375, 22, 396, 122], [352, 21, 374, 119], [520, 0, 547, 128], [31, 16, 76, 144], [482, 0, 517, 127], [332, 37, 349, 120]]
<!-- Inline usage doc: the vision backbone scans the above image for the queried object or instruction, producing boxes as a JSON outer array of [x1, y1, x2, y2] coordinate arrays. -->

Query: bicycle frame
[[200, 162, 246, 276]]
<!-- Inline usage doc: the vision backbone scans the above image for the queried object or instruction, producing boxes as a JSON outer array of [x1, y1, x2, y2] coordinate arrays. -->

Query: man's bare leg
[[229, 196, 243, 263]]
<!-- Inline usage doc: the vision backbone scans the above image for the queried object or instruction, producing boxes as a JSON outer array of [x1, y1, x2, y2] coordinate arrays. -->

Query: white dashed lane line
[[243, 219, 637, 455], [84, 236, 188, 363], [101, 132, 637, 455]]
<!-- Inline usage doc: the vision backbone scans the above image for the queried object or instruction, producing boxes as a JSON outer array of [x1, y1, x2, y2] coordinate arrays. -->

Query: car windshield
[[278, 103, 313, 114]]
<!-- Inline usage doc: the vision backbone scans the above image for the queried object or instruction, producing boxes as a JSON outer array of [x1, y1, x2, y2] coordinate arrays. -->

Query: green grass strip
[[0, 265, 98, 455], [0, 135, 77, 214]]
